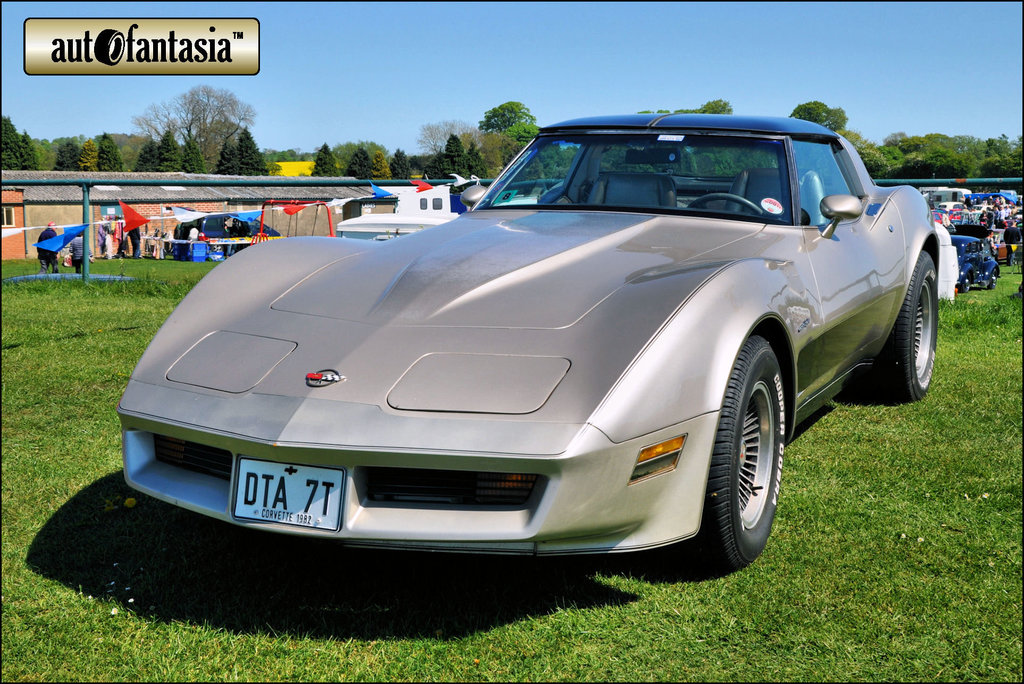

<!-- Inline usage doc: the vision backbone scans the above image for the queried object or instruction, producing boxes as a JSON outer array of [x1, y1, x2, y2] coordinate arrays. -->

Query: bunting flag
[[410, 179, 432, 193], [282, 204, 308, 216], [32, 224, 88, 252], [169, 206, 210, 223], [119, 201, 150, 232], [369, 182, 395, 199]]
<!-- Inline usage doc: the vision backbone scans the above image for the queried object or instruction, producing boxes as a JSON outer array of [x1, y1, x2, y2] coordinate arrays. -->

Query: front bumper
[[119, 380, 719, 555]]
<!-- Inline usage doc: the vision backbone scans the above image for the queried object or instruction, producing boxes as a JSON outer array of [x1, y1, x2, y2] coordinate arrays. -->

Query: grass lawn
[[2, 255, 1021, 682]]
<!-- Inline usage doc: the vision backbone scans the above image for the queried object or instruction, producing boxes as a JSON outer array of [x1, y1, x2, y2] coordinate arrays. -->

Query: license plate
[[232, 457, 344, 531]]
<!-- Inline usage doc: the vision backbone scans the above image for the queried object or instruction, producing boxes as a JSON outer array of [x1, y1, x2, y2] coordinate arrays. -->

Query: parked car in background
[[936, 202, 966, 223], [931, 211, 958, 300], [950, 234, 999, 291], [118, 114, 939, 574]]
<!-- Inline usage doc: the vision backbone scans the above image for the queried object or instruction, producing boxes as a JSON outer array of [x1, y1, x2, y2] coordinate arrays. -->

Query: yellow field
[[270, 161, 315, 176]]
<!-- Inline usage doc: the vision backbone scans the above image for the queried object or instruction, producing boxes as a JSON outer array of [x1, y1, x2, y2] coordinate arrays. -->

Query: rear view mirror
[[819, 194, 863, 239], [460, 184, 488, 209]]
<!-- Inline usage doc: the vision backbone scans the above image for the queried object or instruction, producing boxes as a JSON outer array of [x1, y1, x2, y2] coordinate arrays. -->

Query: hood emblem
[[306, 370, 345, 387]]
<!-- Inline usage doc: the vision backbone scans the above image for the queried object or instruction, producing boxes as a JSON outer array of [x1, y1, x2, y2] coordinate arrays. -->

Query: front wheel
[[874, 251, 938, 402], [698, 335, 785, 573]]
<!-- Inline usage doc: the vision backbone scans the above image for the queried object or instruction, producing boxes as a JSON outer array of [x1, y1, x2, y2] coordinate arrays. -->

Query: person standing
[[96, 221, 108, 259], [128, 225, 142, 259], [69, 231, 85, 274], [37, 221, 59, 274], [1003, 220, 1021, 267]]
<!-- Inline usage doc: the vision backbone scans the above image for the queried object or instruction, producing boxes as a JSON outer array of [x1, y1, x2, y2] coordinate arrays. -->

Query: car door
[[791, 139, 907, 399]]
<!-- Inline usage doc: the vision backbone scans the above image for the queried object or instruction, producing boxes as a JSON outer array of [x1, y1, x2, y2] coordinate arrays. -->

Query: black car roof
[[541, 113, 837, 137]]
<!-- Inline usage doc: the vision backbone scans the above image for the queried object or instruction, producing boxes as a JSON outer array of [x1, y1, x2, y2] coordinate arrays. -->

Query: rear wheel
[[698, 335, 785, 573]]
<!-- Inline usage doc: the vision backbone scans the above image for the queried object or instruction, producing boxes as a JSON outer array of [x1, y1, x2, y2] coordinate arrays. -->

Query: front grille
[[366, 467, 539, 506], [154, 434, 233, 480]]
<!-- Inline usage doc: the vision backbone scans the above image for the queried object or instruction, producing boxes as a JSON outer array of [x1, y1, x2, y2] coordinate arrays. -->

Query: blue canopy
[[967, 192, 1018, 204]]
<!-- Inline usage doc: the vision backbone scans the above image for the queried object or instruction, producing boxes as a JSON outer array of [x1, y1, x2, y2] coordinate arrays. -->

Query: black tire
[[986, 270, 998, 290], [874, 251, 938, 402], [698, 335, 785, 573], [94, 29, 126, 66]]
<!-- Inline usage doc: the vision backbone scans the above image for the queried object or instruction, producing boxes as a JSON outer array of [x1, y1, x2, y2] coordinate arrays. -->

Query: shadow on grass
[[27, 473, 716, 640]]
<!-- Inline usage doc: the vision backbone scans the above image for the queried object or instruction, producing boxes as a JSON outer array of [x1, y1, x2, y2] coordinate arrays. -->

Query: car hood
[[121, 209, 773, 449], [270, 209, 763, 329]]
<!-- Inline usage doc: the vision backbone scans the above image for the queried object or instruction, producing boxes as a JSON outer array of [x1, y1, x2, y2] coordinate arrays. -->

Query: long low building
[[1, 170, 392, 260]]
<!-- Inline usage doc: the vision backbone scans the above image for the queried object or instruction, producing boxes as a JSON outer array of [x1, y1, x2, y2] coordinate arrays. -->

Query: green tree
[[980, 152, 1022, 177], [505, 121, 539, 147], [479, 101, 536, 134], [134, 139, 161, 172], [311, 143, 339, 176], [371, 149, 391, 180], [215, 139, 239, 175], [157, 130, 182, 171], [54, 140, 82, 171], [839, 130, 889, 178], [97, 133, 124, 172], [132, 85, 255, 170], [389, 149, 411, 179], [345, 147, 372, 178], [332, 141, 388, 174], [465, 143, 489, 178], [2, 116, 23, 168], [423, 134, 483, 180], [638, 99, 734, 115], [874, 146, 905, 178], [790, 101, 848, 131], [687, 99, 733, 114], [265, 148, 313, 162], [181, 136, 207, 173], [235, 128, 266, 175], [79, 139, 99, 171], [20, 131, 40, 170]]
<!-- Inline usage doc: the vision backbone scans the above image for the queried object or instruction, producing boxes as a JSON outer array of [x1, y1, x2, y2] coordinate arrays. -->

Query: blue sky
[[2, 1, 1022, 156]]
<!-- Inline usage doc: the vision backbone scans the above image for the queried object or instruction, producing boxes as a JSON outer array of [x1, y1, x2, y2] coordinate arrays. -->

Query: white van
[[922, 187, 972, 205]]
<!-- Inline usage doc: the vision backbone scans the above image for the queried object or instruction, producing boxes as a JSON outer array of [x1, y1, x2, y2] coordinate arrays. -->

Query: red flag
[[411, 179, 432, 193], [283, 204, 308, 215], [119, 201, 149, 232]]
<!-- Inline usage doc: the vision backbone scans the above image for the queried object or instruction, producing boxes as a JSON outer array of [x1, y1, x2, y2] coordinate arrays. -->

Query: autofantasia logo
[[24, 18, 259, 75]]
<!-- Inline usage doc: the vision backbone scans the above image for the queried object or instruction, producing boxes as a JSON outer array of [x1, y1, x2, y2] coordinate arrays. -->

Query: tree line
[[3, 90, 1020, 181]]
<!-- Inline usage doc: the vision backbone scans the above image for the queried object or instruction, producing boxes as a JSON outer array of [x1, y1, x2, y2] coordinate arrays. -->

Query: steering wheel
[[688, 192, 765, 215]]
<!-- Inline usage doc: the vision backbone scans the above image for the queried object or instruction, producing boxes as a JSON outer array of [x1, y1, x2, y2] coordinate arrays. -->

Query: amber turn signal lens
[[630, 435, 686, 484]]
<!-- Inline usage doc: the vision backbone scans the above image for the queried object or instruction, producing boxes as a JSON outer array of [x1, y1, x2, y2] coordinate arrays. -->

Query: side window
[[792, 140, 853, 226], [420, 198, 428, 210], [432, 198, 443, 210]]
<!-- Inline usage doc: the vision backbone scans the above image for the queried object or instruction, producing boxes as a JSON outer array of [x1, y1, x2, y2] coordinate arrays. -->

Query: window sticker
[[497, 190, 520, 204], [761, 198, 784, 215], [657, 134, 685, 142]]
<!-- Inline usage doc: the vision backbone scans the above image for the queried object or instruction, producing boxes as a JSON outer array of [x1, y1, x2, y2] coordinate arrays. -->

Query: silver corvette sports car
[[119, 114, 939, 572]]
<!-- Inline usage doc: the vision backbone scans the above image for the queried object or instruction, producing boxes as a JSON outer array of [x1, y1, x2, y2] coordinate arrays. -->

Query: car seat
[[588, 173, 677, 208], [730, 168, 783, 206], [799, 170, 826, 225]]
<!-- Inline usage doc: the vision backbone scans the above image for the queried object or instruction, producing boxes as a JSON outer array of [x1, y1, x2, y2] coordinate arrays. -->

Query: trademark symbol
[[233, 31, 244, 39]]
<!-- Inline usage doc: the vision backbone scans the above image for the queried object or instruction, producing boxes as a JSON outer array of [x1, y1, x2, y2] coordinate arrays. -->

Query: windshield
[[475, 133, 793, 224]]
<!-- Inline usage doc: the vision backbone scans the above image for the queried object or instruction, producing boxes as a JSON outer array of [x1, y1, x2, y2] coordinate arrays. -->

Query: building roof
[[0, 170, 375, 204]]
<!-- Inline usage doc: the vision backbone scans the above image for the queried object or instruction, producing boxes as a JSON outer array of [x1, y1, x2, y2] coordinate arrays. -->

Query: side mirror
[[819, 194, 863, 239], [460, 184, 488, 210]]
